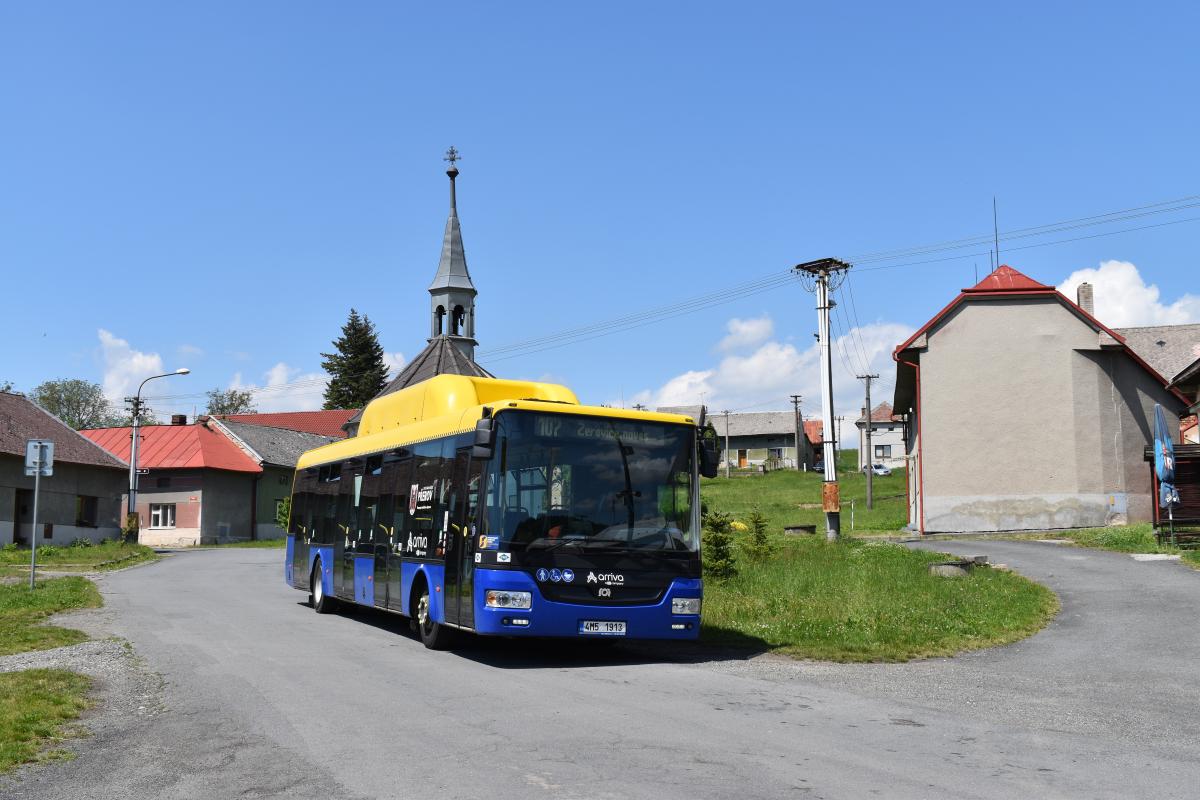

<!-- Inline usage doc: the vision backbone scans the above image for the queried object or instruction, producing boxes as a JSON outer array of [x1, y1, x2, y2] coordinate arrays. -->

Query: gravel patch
[[0, 593, 165, 793]]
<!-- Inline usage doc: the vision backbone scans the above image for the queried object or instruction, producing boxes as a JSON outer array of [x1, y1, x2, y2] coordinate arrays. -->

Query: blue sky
[[2, 2, 1198, 422]]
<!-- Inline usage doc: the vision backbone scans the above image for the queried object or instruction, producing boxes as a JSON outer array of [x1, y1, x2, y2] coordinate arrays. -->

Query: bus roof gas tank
[[357, 375, 579, 438]]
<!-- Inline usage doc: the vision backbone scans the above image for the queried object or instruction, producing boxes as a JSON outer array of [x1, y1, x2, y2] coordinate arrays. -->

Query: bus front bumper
[[471, 568, 702, 640]]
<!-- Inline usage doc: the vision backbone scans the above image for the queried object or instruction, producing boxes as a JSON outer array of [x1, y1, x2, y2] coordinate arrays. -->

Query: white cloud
[[718, 315, 774, 352], [630, 315, 913, 421], [177, 344, 204, 358], [1058, 260, 1200, 327], [98, 329, 164, 402], [383, 351, 407, 378], [231, 362, 327, 412]]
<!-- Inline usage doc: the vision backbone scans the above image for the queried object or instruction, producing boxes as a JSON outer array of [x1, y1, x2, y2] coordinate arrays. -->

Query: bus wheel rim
[[418, 594, 429, 628], [314, 569, 323, 603]]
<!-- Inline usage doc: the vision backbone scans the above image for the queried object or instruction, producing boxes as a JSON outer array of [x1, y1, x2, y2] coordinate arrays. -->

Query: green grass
[[702, 450, 908, 534], [0, 577, 102, 656], [0, 669, 93, 773], [1183, 551, 1200, 569], [207, 538, 287, 548], [0, 540, 157, 578], [1006, 522, 1200, 556], [702, 536, 1058, 661]]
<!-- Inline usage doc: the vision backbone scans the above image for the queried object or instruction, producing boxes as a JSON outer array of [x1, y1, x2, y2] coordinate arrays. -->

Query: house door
[[14, 489, 32, 546], [738, 450, 748, 468]]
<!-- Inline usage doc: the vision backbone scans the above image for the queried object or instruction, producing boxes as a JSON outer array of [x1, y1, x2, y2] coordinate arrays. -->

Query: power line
[[142, 193, 1200, 403]]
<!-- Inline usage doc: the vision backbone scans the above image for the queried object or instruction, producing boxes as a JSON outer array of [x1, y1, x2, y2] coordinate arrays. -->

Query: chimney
[[1077, 282, 1094, 315], [171, 414, 188, 426]]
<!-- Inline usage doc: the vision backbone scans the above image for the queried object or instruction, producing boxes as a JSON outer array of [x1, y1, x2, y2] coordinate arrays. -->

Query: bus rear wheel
[[312, 560, 337, 614], [413, 582, 454, 650]]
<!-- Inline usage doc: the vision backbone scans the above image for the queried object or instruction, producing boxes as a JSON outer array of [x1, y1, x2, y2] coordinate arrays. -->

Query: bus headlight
[[486, 590, 531, 609], [672, 597, 701, 615]]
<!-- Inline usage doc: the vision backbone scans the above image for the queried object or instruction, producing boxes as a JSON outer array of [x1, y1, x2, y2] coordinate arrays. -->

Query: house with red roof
[[856, 402, 905, 472], [893, 265, 1188, 533], [82, 416, 335, 546], [1, 391, 128, 546]]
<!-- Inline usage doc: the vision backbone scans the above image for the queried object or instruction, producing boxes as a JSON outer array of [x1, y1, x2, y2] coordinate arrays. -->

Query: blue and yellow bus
[[284, 375, 719, 649]]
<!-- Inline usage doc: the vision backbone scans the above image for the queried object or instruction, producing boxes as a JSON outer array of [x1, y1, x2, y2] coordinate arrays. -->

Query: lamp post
[[126, 369, 190, 534]]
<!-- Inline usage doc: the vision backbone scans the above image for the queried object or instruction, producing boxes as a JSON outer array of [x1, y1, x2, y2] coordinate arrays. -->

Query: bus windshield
[[486, 411, 697, 553]]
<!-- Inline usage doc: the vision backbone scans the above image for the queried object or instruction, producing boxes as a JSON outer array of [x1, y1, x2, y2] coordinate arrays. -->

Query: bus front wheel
[[312, 560, 337, 614], [413, 582, 454, 650]]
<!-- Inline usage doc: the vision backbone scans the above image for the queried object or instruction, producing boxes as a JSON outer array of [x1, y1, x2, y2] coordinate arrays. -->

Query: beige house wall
[[915, 297, 1179, 532]]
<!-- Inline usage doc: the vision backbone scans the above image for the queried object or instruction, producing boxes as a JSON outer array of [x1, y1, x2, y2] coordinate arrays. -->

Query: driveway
[[2, 541, 1197, 799]]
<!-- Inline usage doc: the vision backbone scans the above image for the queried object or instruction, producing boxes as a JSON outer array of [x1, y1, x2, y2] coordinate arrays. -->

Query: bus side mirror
[[698, 428, 720, 478], [472, 417, 495, 460]]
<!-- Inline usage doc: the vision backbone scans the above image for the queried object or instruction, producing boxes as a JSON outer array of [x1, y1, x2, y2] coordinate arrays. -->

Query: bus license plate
[[580, 620, 626, 636]]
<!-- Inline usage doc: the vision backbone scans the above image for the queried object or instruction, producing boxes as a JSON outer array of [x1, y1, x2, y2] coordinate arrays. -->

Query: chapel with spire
[[343, 148, 493, 437]]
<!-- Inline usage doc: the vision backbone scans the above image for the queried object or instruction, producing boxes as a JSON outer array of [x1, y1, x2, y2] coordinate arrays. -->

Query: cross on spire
[[444, 146, 461, 168]]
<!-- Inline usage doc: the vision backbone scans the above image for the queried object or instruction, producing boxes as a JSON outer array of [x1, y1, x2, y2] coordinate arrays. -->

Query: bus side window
[[390, 457, 413, 551], [336, 460, 361, 545]]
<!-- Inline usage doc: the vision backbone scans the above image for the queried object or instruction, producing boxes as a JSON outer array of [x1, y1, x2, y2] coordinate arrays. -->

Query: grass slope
[[0, 541, 157, 578], [702, 537, 1058, 661], [0, 578, 102, 656], [0, 669, 92, 774], [702, 452, 908, 533]]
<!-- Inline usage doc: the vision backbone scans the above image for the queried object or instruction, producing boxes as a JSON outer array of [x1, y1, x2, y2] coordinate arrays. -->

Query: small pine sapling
[[702, 510, 738, 581], [742, 507, 778, 562]]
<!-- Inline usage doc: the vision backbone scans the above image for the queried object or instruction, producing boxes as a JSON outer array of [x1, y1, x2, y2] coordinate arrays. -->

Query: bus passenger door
[[445, 449, 480, 628]]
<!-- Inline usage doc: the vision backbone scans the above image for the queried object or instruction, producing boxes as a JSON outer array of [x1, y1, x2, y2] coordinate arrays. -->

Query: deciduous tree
[[205, 387, 257, 416], [30, 379, 120, 429]]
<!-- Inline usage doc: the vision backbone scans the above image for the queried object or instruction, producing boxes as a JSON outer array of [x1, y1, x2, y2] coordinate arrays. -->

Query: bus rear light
[[672, 598, 701, 615], [486, 590, 531, 609]]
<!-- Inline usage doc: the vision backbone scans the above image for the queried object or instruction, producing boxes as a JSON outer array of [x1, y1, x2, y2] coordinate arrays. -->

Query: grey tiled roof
[[656, 405, 705, 421], [1115, 324, 1200, 381], [343, 337, 494, 432], [0, 391, 126, 469], [706, 411, 798, 437], [218, 420, 337, 468]]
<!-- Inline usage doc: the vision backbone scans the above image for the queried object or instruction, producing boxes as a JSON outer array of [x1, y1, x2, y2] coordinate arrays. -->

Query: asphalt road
[[4, 540, 1199, 799]]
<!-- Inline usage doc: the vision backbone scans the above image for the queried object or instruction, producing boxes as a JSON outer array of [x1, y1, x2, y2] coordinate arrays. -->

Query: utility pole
[[125, 369, 190, 535], [794, 258, 851, 541], [790, 394, 803, 470], [858, 373, 879, 510], [722, 410, 731, 478]]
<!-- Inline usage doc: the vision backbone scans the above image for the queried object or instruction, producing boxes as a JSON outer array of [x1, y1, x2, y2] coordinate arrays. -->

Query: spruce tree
[[321, 309, 388, 409]]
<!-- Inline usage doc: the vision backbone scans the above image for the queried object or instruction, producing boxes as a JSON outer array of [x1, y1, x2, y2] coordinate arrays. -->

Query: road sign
[[136, 468, 150, 475], [24, 440, 54, 477]]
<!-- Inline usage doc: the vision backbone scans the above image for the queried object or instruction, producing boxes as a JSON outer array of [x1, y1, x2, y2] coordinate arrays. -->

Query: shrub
[[275, 496, 291, 531], [702, 510, 737, 581], [36, 545, 61, 558], [120, 513, 139, 545], [741, 507, 778, 562], [69, 537, 92, 549]]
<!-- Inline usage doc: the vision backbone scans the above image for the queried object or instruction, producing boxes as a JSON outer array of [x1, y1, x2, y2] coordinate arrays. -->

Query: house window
[[75, 496, 99, 527], [767, 448, 783, 459], [874, 444, 892, 459], [150, 503, 176, 529]]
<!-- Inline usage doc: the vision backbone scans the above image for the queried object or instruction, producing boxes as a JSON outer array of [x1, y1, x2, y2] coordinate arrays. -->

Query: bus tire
[[413, 580, 454, 650], [312, 560, 337, 614]]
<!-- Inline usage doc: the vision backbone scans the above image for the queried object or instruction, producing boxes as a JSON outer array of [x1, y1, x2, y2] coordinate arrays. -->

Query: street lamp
[[126, 368, 190, 534]]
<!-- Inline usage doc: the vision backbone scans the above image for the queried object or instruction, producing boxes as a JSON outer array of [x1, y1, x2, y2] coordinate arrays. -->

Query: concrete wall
[[131, 469, 205, 547], [254, 466, 293, 540], [0, 455, 124, 545], [915, 297, 1180, 532]]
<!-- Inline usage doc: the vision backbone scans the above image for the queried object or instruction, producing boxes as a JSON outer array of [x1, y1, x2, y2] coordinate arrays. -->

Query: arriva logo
[[586, 571, 625, 586]]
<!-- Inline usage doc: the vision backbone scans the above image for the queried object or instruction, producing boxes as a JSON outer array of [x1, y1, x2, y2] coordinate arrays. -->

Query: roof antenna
[[974, 262, 978, 284], [992, 196, 1000, 270]]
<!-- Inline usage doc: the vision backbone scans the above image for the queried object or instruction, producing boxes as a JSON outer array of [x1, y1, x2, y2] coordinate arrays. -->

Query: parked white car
[[863, 463, 892, 476]]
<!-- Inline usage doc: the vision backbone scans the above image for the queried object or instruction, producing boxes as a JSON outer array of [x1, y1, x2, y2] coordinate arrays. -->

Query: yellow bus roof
[[295, 374, 696, 470]]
